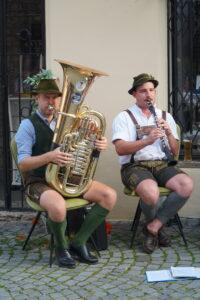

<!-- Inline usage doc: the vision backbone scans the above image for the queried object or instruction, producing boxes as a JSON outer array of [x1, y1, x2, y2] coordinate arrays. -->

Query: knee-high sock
[[156, 192, 188, 224], [140, 201, 158, 223], [47, 218, 68, 250], [72, 204, 109, 247], [140, 197, 165, 222]]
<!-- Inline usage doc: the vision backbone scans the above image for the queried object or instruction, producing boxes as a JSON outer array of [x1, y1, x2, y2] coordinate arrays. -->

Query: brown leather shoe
[[158, 227, 171, 247], [142, 226, 158, 254]]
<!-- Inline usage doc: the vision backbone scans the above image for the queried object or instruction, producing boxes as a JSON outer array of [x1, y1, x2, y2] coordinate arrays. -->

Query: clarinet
[[146, 99, 177, 166]]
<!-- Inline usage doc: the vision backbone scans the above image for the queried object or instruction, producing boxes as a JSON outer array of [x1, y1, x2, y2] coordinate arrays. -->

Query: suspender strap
[[125, 108, 167, 143], [162, 110, 166, 121], [125, 109, 139, 125], [125, 108, 167, 164], [125, 109, 140, 145]]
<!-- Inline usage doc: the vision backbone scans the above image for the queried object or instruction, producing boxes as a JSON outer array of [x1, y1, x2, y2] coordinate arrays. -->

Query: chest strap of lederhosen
[[125, 109, 167, 162], [125, 109, 140, 141]]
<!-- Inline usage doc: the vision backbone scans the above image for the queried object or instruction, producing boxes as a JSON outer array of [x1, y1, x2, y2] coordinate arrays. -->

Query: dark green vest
[[28, 113, 54, 179]]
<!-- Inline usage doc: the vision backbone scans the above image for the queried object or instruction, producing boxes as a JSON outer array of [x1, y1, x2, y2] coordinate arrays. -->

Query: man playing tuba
[[15, 72, 116, 268]]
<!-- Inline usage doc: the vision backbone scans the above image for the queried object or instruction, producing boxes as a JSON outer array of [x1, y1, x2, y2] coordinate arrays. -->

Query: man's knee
[[136, 180, 160, 206], [102, 188, 117, 210], [179, 176, 194, 198], [169, 174, 194, 198], [40, 190, 66, 221], [49, 203, 66, 221], [143, 193, 160, 207]]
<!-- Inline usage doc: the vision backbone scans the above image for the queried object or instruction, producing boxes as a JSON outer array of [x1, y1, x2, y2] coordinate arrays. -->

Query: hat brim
[[32, 90, 62, 96], [128, 79, 159, 95]]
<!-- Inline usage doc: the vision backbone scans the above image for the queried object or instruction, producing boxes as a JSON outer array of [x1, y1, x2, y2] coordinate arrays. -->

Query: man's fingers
[[56, 152, 75, 165]]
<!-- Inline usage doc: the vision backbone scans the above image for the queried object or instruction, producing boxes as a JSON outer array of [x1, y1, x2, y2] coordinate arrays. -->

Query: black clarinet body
[[146, 100, 177, 166]]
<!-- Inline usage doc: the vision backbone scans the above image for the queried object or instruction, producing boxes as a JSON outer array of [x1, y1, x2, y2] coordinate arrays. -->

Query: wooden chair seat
[[26, 196, 89, 212], [124, 186, 171, 197]]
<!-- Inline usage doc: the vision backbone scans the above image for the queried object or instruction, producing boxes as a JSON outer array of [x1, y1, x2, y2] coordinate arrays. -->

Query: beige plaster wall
[[45, 0, 200, 220]]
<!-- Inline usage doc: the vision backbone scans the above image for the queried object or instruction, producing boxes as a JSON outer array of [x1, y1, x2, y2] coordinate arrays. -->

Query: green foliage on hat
[[23, 69, 54, 89], [23, 69, 54, 114]]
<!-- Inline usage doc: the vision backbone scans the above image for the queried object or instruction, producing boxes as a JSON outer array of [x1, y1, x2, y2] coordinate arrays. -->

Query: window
[[168, 0, 200, 159]]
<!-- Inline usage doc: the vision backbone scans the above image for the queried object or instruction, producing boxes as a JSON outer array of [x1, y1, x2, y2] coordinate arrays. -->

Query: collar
[[131, 103, 161, 116], [36, 110, 54, 126]]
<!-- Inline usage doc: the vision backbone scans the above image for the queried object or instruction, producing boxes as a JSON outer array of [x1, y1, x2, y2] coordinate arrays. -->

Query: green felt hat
[[32, 79, 62, 96], [128, 73, 159, 95]]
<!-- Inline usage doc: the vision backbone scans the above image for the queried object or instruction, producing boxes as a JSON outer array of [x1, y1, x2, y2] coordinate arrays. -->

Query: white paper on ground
[[194, 268, 200, 278], [146, 270, 175, 282], [171, 266, 200, 279]]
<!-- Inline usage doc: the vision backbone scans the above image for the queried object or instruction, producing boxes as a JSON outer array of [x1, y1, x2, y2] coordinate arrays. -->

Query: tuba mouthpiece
[[48, 105, 55, 111]]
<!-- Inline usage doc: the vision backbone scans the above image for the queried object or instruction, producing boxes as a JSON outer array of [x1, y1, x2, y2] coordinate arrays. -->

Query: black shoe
[[55, 248, 76, 268], [158, 227, 171, 247], [69, 244, 98, 264], [142, 226, 158, 254]]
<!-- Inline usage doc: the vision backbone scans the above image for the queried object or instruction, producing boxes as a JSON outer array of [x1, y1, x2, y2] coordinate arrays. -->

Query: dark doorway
[[0, 0, 45, 210]]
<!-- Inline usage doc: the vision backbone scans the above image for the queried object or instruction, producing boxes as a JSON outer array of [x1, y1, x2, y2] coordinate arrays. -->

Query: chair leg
[[49, 233, 54, 267], [130, 201, 142, 231], [130, 201, 142, 248], [22, 211, 42, 250], [174, 214, 188, 247]]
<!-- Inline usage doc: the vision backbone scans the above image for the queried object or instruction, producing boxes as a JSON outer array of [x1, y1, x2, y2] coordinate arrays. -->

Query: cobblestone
[[0, 219, 200, 299]]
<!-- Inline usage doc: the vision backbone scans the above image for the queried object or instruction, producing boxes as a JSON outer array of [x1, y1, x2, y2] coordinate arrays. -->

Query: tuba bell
[[45, 59, 107, 197]]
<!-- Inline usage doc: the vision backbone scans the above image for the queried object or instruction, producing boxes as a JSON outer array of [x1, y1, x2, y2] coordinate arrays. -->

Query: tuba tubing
[[45, 60, 107, 197]]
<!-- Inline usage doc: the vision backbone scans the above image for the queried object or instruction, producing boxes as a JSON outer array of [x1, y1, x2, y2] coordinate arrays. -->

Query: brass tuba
[[45, 59, 107, 197]]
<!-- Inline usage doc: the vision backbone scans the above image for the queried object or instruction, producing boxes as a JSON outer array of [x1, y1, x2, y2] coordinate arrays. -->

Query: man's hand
[[49, 147, 74, 167], [146, 128, 165, 144], [94, 136, 107, 151], [158, 118, 172, 137]]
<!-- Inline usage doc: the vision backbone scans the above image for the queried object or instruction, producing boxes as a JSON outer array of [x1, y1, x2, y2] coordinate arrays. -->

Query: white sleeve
[[166, 112, 179, 140], [112, 111, 137, 143]]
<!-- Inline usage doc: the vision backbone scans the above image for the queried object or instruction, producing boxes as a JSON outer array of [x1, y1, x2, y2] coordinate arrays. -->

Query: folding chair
[[124, 187, 188, 249]]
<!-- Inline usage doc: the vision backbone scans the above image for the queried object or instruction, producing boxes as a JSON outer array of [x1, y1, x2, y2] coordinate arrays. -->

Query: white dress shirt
[[112, 104, 178, 165]]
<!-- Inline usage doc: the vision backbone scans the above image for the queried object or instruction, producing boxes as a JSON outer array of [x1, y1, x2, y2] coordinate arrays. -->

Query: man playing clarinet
[[112, 73, 193, 254]]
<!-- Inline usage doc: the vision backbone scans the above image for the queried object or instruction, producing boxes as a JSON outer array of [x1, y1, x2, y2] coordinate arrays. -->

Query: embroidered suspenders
[[125, 109, 167, 138], [125, 109, 167, 163]]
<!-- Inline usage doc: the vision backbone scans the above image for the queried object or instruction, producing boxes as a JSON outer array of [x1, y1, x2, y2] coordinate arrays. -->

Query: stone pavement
[[0, 217, 200, 300]]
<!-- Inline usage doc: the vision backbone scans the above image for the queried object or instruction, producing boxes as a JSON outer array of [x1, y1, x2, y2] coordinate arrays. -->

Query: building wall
[[45, 0, 200, 220]]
